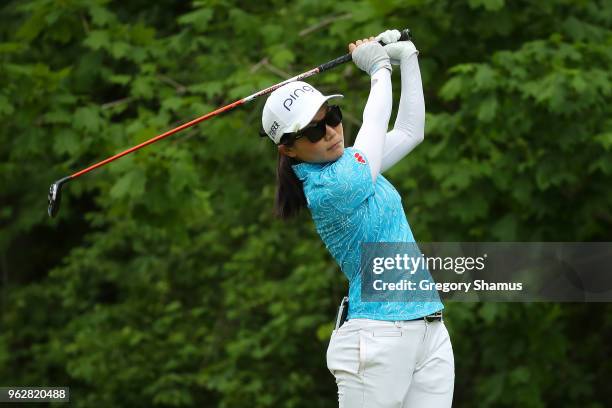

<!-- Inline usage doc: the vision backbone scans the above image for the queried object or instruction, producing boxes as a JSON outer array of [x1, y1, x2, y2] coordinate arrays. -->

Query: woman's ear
[[278, 144, 297, 158]]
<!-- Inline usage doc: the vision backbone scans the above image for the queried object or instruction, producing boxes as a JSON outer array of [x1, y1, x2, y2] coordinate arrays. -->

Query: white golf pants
[[326, 317, 455, 407]]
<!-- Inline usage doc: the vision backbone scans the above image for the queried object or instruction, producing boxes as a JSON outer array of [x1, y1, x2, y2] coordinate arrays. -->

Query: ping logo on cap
[[283, 84, 315, 111]]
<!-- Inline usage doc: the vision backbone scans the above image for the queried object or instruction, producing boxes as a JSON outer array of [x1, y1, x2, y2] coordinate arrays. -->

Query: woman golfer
[[260, 30, 455, 407]]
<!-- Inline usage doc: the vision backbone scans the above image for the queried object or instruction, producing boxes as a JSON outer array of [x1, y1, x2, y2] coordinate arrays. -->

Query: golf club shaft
[[48, 28, 412, 217], [71, 99, 244, 179], [70, 68, 316, 180], [66, 29, 411, 181]]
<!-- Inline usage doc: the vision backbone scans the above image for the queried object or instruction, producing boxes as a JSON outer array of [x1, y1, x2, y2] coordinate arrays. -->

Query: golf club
[[48, 28, 412, 217]]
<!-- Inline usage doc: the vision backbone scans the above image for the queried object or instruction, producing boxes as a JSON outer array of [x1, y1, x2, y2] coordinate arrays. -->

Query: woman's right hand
[[348, 37, 391, 76], [348, 36, 376, 53]]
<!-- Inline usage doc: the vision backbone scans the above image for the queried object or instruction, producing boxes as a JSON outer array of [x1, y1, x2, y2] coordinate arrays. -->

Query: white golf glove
[[375, 29, 402, 45], [351, 41, 392, 76], [375, 29, 419, 65]]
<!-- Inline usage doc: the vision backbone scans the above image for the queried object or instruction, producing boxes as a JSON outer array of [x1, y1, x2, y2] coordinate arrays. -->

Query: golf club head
[[48, 177, 70, 218]]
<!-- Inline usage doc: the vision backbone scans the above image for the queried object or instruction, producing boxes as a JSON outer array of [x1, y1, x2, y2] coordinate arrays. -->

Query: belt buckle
[[425, 311, 443, 322]]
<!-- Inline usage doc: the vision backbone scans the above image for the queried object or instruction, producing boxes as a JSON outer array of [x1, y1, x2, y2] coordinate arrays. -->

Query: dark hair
[[274, 136, 307, 220]]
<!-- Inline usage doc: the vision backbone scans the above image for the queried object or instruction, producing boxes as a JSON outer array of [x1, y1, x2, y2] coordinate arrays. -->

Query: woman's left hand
[[374, 28, 417, 65], [375, 29, 401, 45]]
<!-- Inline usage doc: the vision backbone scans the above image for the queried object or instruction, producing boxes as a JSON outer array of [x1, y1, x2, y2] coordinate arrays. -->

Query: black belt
[[335, 296, 443, 329]]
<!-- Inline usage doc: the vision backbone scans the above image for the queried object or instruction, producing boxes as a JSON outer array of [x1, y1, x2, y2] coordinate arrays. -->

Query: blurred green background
[[1, 0, 612, 406]]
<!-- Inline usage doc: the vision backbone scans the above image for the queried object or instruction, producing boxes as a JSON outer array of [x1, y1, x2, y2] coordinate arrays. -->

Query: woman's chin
[[328, 143, 344, 160]]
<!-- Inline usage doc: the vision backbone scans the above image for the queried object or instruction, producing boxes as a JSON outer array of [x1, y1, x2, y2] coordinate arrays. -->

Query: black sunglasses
[[279, 105, 342, 145]]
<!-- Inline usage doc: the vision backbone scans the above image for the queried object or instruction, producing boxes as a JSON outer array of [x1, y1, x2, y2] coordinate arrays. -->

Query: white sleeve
[[353, 68, 393, 182], [380, 52, 425, 174]]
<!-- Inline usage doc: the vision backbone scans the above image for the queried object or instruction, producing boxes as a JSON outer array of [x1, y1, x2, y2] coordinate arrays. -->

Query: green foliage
[[1, 0, 611, 407]]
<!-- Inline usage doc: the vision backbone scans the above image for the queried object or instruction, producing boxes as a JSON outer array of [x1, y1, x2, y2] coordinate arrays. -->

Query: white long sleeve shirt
[[353, 51, 425, 181]]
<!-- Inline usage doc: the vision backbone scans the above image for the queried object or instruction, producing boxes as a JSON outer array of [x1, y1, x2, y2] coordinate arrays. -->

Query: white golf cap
[[261, 81, 343, 144]]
